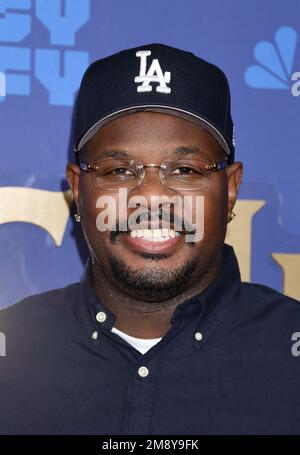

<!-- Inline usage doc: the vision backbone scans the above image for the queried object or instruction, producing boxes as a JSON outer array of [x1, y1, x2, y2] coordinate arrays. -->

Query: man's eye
[[172, 166, 199, 175], [111, 167, 132, 175], [100, 167, 134, 177]]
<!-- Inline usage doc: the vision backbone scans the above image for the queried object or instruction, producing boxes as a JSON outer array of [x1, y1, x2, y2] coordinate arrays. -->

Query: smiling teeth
[[130, 228, 181, 242]]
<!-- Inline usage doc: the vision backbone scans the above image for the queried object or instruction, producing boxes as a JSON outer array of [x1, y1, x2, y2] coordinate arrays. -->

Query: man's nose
[[132, 167, 175, 198], [126, 168, 183, 230]]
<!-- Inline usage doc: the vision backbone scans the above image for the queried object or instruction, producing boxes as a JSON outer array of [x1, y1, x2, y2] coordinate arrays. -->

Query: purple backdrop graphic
[[0, 0, 299, 309]]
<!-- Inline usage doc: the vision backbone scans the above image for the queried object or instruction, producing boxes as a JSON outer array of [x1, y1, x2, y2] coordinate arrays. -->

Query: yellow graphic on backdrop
[[0, 187, 299, 299]]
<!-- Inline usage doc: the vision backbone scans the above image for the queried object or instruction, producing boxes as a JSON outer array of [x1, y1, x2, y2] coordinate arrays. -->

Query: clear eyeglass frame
[[78, 156, 229, 191]]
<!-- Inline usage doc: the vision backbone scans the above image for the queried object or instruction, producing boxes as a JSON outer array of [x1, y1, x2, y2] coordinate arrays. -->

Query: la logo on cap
[[134, 50, 171, 94]]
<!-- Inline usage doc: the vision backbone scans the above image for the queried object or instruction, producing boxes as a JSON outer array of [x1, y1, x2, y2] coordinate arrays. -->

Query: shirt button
[[138, 366, 149, 378], [92, 331, 98, 340], [194, 331, 203, 341], [96, 311, 107, 323]]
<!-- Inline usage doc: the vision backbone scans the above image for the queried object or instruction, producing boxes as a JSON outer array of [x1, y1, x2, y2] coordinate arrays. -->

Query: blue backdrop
[[0, 0, 299, 309]]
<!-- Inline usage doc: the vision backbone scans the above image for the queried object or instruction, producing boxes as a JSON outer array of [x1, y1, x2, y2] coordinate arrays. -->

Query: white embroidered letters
[[134, 50, 171, 94]]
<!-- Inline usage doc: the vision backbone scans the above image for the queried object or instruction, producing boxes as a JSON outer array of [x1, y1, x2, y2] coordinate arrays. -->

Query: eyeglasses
[[78, 157, 228, 191]]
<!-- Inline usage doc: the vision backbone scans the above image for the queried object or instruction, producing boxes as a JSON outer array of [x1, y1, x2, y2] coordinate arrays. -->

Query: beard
[[107, 249, 198, 303]]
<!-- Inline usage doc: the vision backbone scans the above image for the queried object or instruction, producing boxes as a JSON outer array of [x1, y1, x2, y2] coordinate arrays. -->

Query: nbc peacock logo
[[245, 26, 300, 96]]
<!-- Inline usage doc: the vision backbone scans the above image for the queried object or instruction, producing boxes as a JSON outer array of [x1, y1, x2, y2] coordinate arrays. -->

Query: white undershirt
[[111, 326, 162, 354]]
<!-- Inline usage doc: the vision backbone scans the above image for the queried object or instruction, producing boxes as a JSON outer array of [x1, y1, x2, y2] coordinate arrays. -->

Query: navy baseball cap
[[73, 43, 235, 163]]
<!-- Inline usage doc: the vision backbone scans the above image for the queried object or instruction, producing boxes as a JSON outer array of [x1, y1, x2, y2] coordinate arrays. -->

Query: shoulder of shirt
[[0, 281, 82, 326], [238, 280, 300, 326], [240, 281, 300, 306]]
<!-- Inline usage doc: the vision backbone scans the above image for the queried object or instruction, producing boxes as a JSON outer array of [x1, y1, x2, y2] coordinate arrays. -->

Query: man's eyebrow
[[88, 146, 205, 161], [92, 149, 130, 160], [172, 146, 203, 156]]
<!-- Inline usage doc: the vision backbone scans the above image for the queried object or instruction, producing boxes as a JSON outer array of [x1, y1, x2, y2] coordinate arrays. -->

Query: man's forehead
[[81, 144, 224, 163], [81, 112, 223, 160]]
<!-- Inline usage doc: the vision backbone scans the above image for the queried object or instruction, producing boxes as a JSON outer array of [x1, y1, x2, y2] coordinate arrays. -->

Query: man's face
[[67, 111, 242, 302]]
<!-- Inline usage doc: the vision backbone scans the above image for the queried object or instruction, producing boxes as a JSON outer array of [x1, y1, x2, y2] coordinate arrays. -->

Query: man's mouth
[[114, 226, 185, 255], [129, 228, 182, 242]]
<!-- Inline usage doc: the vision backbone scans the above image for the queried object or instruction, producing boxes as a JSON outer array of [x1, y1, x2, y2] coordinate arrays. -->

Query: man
[[0, 43, 300, 435]]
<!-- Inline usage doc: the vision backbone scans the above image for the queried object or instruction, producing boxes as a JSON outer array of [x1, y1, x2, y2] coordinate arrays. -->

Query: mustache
[[110, 206, 196, 243]]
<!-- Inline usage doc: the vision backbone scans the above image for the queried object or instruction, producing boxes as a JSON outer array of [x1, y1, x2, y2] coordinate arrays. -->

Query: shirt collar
[[81, 243, 241, 334], [198, 242, 241, 308], [82, 257, 117, 332], [169, 243, 241, 325]]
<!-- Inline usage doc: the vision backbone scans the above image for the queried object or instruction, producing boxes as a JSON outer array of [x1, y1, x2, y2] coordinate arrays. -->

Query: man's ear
[[66, 162, 81, 209], [226, 161, 243, 218]]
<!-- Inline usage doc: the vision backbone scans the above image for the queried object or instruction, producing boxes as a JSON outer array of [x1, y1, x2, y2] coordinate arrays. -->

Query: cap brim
[[76, 104, 231, 158]]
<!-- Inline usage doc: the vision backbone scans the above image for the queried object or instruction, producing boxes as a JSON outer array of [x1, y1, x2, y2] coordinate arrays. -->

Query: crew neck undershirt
[[111, 326, 162, 354]]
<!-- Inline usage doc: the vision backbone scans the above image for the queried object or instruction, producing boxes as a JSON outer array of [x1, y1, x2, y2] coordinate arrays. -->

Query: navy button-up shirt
[[1, 244, 300, 435]]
